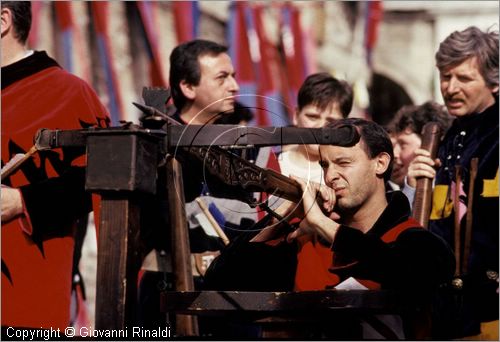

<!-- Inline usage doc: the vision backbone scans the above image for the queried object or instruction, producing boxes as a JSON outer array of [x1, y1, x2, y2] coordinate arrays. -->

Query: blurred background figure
[[280, 72, 354, 293], [279, 72, 353, 183], [386, 101, 452, 193]]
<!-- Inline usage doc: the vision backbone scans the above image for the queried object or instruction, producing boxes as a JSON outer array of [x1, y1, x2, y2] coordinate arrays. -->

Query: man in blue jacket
[[405, 26, 499, 339]]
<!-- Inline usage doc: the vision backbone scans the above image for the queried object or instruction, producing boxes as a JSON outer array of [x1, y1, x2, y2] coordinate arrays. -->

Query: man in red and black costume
[[1, 1, 109, 331], [279, 118, 455, 339]]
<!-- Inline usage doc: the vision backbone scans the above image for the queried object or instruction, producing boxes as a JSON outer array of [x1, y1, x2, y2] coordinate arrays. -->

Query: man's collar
[[2, 51, 59, 89], [366, 191, 412, 237], [453, 95, 498, 135]]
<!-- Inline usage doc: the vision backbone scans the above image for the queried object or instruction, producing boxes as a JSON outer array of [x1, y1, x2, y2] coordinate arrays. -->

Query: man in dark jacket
[[404, 26, 499, 339], [138, 39, 261, 333]]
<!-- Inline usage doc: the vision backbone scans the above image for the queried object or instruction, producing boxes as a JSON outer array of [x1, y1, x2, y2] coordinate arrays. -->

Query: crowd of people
[[1, 1, 498, 340]]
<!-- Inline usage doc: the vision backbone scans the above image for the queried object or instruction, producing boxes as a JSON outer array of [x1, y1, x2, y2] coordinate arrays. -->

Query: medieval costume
[[1, 51, 109, 329], [205, 191, 454, 338], [429, 96, 499, 338], [328, 191, 454, 291]]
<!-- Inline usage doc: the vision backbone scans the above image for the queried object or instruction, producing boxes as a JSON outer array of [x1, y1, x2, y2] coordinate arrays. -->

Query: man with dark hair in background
[[280, 72, 353, 183], [277, 72, 355, 292], [169, 39, 239, 125], [407, 26, 499, 339], [138, 39, 261, 334], [1, 1, 109, 331]]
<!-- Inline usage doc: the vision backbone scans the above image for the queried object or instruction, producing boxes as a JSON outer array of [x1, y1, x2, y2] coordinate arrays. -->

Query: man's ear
[[1, 7, 13, 37], [375, 152, 391, 177], [179, 80, 196, 101]]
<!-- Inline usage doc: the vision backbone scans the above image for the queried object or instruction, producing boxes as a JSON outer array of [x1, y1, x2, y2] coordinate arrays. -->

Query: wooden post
[[95, 195, 141, 329], [165, 156, 199, 336], [86, 132, 159, 330]]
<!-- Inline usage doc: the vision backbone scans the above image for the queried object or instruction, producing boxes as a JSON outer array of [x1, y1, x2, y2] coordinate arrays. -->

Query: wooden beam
[[165, 157, 199, 336], [95, 196, 141, 329]]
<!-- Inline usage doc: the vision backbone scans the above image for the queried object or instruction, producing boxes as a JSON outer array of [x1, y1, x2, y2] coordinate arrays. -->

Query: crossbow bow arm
[[32, 124, 301, 202], [176, 145, 303, 203], [133, 101, 303, 202]]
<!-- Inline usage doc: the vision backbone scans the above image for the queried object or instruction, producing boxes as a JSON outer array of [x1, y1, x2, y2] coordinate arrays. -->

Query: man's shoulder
[[7, 62, 93, 94], [35, 67, 106, 111], [42, 66, 92, 88]]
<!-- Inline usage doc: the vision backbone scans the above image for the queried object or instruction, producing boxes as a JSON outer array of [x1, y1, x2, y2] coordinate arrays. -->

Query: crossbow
[[30, 107, 360, 204]]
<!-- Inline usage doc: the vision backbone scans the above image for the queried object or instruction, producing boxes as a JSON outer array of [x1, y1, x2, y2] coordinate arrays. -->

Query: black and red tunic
[[2, 51, 109, 329]]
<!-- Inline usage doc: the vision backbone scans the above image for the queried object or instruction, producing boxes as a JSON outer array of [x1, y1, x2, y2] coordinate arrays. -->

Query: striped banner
[[227, 1, 258, 124], [27, 1, 43, 49], [280, 3, 309, 118], [54, 2, 91, 83], [91, 2, 124, 125], [252, 4, 290, 127], [136, 1, 168, 87], [172, 1, 199, 43], [364, 1, 383, 67], [54, 2, 74, 72], [227, 2, 291, 126]]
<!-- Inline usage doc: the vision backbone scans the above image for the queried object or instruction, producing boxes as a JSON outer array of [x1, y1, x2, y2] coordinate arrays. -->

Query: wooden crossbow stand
[[32, 110, 427, 338]]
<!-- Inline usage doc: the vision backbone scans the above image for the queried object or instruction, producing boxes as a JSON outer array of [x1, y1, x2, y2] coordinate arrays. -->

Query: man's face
[[294, 103, 343, 157], [319, 141, 384, 214], [439, 56, 498, 117], [294, 103, 343, 129], [191, 53, 239, 119], [391, 130, 421, 186]]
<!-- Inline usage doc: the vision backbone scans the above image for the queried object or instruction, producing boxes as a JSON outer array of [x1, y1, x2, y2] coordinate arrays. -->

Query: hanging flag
[[280, 3, 310, 119], [251, 4, 290, 127], [136, 1, 168, 87], [91, 2, 124, 125], [302, 3, 319, 77], [172, 1, 199, 43], [227, 1, 257, 123], [54, 2, 74, 72], [364, 1, 383, 67], [54, 2, 91, 83], [27, 1, 43, 49]]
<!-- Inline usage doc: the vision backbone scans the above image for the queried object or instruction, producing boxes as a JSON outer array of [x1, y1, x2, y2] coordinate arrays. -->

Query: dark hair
[[327, 118, 394, 182], [436, 26, 499, 90], [1, 1, 31, 44], [388, 101, 452, 137], [297, 72, 353, 118], [169, 39, 228, 110]]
